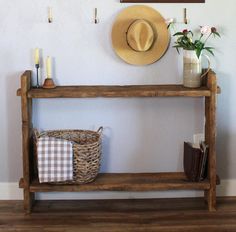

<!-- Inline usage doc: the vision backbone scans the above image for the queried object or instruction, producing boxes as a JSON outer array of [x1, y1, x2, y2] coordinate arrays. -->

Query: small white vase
[[183, 50, 210, 88]]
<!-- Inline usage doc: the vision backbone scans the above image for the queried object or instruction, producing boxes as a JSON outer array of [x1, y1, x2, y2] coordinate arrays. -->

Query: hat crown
[[126, 19, 154, 52]]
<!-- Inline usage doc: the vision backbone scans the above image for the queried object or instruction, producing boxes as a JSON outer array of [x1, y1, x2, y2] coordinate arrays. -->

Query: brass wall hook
[[48, 7, 53, 23], [167, 8, 189, 26], [184, 8, 188, 24], [94, 8, 99, 24]]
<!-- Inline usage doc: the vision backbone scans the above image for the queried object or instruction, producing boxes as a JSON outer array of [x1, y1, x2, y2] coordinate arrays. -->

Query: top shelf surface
[[17, 85, 220, 98]]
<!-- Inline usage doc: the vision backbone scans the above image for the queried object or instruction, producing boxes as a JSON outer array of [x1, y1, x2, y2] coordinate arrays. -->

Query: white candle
[[34, 48, 39, 65], [46, 56, 52, 79]]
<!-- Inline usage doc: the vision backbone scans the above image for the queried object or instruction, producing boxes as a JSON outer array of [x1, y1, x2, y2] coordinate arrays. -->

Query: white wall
[[0, 0, 235, 198]]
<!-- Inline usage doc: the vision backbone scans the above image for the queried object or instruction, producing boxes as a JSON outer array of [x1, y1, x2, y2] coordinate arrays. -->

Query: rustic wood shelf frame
[[17, 70, 219, 213], [120, 0, 205, 3]]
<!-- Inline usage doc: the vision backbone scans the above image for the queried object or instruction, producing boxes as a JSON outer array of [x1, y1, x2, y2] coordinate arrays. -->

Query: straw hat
[[112, 5, 170, 65]]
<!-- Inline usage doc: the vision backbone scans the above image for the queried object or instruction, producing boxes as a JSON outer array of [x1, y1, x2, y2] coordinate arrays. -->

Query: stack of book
[[184, 141, 208, 182]]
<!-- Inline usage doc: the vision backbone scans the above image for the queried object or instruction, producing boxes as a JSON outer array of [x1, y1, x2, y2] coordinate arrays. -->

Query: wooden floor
[[1, 197, 236, 231]]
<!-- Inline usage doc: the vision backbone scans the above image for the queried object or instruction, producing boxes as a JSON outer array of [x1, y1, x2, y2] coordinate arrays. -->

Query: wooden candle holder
[[42, 78, 56, 89]]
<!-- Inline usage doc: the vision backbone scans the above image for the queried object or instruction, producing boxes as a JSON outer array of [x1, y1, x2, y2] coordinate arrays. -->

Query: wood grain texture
[[1, 198, 236, 232], [20, 173, 214, 192], [17, 85, 214, 98], [20, 70, 35, 213], [120, 0, 204, 2], [205, 70, 217, 211], [16, 86, 221, 98]]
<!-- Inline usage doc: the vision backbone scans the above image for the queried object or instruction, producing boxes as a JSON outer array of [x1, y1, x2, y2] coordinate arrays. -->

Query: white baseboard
[[0, 180, 235, 200], [0, 183, 23, 200], [216, 179, 236, 196]]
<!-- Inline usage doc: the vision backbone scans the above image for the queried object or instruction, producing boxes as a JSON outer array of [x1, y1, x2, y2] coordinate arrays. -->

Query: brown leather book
[[198, 142, 208, 181], [184, 142, 204, 182]]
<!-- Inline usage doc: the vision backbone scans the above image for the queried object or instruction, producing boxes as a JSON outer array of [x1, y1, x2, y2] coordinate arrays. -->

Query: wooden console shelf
[[17, 70, 220, 213], [17, 84, 221, 98], [17, 85, 212, 98], [19, 172, 213, 192]]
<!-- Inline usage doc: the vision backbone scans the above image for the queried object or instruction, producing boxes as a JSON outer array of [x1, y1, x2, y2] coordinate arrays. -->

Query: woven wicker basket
[[34, 127, 103, 184]]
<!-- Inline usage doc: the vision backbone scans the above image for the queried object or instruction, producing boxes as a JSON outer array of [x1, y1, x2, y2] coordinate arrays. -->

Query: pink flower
[[183, 29, 188, 34], [200, 26, 211, 35]]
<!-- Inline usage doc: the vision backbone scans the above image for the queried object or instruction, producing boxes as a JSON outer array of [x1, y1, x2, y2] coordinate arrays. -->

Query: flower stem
[[204, 33, 212, 45]]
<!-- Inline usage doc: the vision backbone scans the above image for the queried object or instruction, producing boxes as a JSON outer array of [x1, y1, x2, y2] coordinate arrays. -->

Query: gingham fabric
[[37, 136, 73, 183]]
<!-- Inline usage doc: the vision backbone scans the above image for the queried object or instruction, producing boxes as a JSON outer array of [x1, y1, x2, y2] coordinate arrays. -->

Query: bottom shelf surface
[[19, 172, 213, 192]]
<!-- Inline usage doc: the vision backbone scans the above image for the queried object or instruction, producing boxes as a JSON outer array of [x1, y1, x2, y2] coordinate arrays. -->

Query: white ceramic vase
[[183, 50, 210, 88]]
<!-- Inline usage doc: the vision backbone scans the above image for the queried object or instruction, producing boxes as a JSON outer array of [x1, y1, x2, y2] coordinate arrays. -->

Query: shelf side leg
[[204, 95, 210, 206], [204, 70, 217, 211], [23, 189, 35, 214], [21, 71, 35, 213]]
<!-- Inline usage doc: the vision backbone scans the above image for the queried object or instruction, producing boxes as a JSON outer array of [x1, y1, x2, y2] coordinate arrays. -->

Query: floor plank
[[0, 197, 236, 231]]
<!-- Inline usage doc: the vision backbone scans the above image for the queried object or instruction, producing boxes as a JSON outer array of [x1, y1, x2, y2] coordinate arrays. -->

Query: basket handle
[[33, 128, 40, 139], [97, 126, 103, 134]]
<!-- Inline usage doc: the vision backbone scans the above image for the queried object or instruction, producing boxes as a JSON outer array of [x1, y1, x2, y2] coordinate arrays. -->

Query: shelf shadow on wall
[[5, 71, 23, 183], [215, 71, 232, 180]]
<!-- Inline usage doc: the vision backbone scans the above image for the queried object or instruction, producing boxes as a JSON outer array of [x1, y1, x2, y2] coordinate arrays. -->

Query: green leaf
[[196, 48, 202, 58], [173, 32, 184, 36], [173, 45, 182, 48], [204, 47, 214, 50], [189, 30, 194, 37], [204, 48, 215, 56], [175, 47, 180, 54], [213, 32, 221, 37]]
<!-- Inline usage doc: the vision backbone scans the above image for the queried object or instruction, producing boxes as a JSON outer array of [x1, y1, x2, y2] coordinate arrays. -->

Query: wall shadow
[[5, 71, 23, 182]]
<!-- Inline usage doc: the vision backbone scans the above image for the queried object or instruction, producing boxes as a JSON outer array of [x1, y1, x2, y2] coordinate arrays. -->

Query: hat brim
[[112, 5, 170, 65]]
